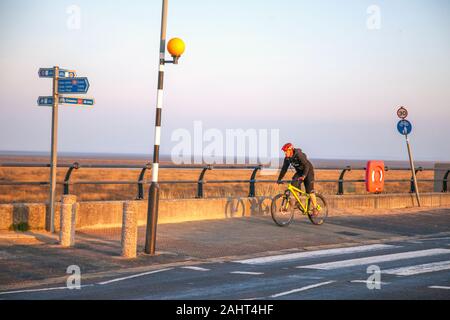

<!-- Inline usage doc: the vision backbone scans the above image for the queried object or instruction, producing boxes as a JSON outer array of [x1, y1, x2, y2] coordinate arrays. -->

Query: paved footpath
[[0, 207, 449, 299]]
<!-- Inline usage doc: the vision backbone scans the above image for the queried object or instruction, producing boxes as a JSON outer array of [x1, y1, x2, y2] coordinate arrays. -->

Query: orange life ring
[[366, 160, 385, 193]]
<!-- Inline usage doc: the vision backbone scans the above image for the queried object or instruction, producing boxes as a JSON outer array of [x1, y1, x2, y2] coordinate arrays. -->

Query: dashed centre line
[[270, 281, 336, 298], [98, 268, 173, 285], [181, 266, 211, 272], [230, 271, 264, 275]]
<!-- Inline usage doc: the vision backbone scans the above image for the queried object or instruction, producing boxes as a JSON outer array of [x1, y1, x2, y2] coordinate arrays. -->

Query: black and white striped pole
[[145, 0, 185, 255]]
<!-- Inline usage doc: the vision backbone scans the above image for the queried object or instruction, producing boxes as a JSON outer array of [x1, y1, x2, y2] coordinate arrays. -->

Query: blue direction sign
[[58, 78, 90, 94], [397, 120, 412, 135], [39, 68, 76, 78], [37, 96, 54, 106], [60, 97, 95, 106], [37, 96, 94, 106]]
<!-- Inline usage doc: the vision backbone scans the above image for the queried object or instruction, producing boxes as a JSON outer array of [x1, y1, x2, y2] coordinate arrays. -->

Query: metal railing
[[0, 162, 449, 199]]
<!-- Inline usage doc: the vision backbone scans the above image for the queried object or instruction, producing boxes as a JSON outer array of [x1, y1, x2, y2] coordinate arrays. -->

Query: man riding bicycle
[[277, 143, 319, 216]]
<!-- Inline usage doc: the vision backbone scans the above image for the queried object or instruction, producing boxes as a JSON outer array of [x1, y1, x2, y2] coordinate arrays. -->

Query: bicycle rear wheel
[[307, 193, 328, 225], [271, 193, 295, 227]]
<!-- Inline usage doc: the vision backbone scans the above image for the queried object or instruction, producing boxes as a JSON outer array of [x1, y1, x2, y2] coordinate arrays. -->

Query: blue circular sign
[[397, 120, 412, 135]]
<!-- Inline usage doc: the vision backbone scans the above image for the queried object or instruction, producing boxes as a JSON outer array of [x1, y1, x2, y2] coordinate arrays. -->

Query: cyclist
[[277, 143, 319, 216]]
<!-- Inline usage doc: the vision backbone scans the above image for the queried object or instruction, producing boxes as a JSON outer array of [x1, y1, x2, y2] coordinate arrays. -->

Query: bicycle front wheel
[[271, 194, 295, 227], [307, 193, 328, 225]]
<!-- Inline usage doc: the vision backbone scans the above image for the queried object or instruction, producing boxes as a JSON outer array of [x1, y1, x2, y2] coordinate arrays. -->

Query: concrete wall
[[326, 193, 450, 209], [434, 163, 450, 192], [0, 193, 449, 231]]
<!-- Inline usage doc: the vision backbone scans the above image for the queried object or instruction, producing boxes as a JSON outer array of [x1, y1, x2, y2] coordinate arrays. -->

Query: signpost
[[397, 119, 412, 136], [37, 97, 54, 106], [397, 106, 408, 120], [396, 107, 421, 207], [60, 97, 95, 106], [58, 78, 90, 94], [38, 96, 95, 106], [38, 66, 94, 232], [39, 68, 76, 79]]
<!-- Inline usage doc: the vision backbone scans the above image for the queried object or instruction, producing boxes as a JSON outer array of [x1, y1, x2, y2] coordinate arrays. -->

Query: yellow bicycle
[[271, 182, 328, 227]]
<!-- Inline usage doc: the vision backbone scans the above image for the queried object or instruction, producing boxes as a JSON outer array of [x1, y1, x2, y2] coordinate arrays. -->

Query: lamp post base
[[145, 182, 160, 255]]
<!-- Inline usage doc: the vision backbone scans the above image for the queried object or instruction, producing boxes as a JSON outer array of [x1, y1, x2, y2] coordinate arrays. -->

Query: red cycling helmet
[[281, 143, 294, 152]]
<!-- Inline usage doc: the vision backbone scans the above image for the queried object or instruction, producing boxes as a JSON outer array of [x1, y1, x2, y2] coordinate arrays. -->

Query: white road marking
[[98, 268, 173, 285], [420, 237, 450, 241], [235, 244, 398, 265], [181, 266, 210, 272], [0, 284, 94, 296], [350, 280, 390, 285], [230, 271, 264, 275], [297, 249, 450, 270], [383, 260, 450, 276], [270, 281, 336, 298], [287, 275, 324, 280], [429, 286, 450, 290]]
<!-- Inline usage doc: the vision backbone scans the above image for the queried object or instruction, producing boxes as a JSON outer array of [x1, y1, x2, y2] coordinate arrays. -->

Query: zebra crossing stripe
[[383, 260, 450, 276], [234, 244, 397, 265], [297, 249, 450, 270]]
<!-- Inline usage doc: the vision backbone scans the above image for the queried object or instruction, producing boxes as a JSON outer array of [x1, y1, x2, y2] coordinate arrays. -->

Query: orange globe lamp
[[167, 38, 185, 63]]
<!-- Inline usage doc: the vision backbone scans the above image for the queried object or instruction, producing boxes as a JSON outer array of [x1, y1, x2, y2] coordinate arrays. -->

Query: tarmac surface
[[0, 206, 449, 299]]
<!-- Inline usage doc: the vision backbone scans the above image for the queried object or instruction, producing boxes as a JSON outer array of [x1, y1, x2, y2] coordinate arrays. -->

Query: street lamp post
[[145, 0, 185, 255]]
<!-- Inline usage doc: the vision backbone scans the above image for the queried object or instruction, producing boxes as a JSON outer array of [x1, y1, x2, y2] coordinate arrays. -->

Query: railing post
[[248, 165, 262, 197], [137, 163, 152, 200], [63, 162, 79, 195], [443, 170, 450, 193], [196, 165, 212, 199], [410, 167, 423, 193], [337, 166, 351, 195]]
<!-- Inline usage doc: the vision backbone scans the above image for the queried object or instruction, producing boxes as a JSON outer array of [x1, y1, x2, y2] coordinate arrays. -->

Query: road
[[1, 234, 449, 300]]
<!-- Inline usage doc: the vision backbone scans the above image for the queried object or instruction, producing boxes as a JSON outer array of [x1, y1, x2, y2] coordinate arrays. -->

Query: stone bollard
[[60, 195, 77, 247], [121, 201, 138, 258]]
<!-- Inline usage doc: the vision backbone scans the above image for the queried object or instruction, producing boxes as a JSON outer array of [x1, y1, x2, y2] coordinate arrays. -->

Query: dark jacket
[[277, 148, 314, 181]]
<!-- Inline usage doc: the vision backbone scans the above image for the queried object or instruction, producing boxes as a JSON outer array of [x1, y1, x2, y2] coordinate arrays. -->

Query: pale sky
[[0, 0, 449, 161]]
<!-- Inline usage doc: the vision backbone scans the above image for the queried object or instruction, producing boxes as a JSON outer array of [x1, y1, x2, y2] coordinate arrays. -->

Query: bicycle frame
[[286, 183, 310, 213]]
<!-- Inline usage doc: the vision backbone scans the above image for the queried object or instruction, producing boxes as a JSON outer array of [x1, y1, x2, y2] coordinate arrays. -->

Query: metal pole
[[145, 0, 168, 255], [47, 66, 59, 232], [405, 134, 421, 207]]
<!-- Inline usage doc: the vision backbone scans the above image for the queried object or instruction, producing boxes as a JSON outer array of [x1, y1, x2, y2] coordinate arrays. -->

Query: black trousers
[[292, 171, 315, 193]]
